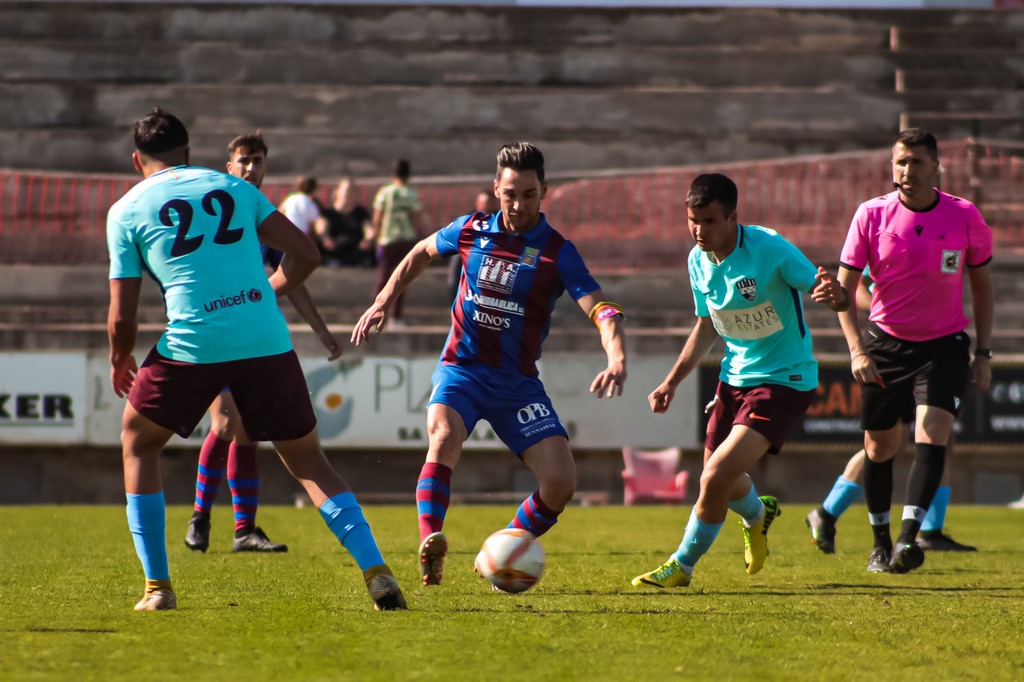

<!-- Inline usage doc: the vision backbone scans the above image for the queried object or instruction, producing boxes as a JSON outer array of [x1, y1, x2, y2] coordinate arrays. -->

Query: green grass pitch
[[1, 504, 1021, 681]]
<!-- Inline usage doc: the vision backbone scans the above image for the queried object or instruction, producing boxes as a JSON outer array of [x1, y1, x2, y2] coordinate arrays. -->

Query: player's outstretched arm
[[810, 266, 850, 312], [649, 316, 718, 414], [836, 265, 882, 387], [108, 277, 141, 397], [287, 284, 343, 360], [257, 211, 320, 298], [968, 263, 994, 393], [577, 291, 627, 398], [351, 234, 439, 345]]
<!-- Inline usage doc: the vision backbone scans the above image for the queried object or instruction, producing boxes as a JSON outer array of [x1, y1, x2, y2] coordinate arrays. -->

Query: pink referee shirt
[[840, 190, 992, 342]]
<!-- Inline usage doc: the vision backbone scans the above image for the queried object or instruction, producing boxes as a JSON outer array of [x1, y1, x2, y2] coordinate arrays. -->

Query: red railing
[[3, 138, 1022, 271]]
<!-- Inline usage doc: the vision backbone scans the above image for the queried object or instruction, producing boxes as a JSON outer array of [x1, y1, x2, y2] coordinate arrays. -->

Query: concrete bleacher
[[0, 4, 1022, 176]]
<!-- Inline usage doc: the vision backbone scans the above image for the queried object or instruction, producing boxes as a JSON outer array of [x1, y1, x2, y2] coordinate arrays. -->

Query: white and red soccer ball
[[474, 528, 546, 594]]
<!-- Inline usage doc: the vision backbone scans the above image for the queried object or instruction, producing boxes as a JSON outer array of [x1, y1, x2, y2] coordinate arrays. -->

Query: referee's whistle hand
[[851, 355, 884, 388]]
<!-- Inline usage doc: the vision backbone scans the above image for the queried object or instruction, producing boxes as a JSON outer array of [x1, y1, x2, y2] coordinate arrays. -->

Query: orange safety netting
[[2, 138, 1022, 272]]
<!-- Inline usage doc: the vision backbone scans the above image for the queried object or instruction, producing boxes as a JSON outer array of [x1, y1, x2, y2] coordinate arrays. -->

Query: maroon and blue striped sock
[[228, 442, 260, 534], [194, 432, 229, 514], [416, 462, 452, 541], [509, 491, 559, 537]]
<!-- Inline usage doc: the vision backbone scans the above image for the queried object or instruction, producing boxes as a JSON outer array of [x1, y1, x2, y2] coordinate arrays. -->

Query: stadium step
[[0, 40, 898, 91], [0, 5, 893, 50], [1, 4, 1021, 178], [895, 68, 1020, 92], [891, 26, 1024, 51]]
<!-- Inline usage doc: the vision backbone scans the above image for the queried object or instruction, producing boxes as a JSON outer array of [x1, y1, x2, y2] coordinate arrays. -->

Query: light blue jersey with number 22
[[107, 165, 292, 363]]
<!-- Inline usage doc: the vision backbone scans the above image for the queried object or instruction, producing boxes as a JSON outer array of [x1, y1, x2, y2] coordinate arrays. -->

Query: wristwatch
[[974, 348, 992, 359]]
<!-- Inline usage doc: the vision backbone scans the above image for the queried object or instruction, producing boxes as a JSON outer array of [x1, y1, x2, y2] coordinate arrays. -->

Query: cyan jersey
[[107, 165, 293, 363], [689, 224, 819, 391], [435, 211, 600, 377]]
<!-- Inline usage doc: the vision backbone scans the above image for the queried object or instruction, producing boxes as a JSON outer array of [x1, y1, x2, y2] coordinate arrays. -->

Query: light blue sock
[[822, 476, 864, 518], [921, 485, 951, 532], [728, 483, 763, 525], [672, 511, 724, 569], [319, 492, 385, 570], [126, 492, 169, 581]]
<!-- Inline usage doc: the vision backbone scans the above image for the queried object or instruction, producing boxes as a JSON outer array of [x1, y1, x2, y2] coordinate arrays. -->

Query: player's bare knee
[[699, 466, 733, 500], [864, 442, 897, 462], [209, 425, 233, 441], [427, 422, 463, 458], [209, 416, 235, 441], [541, 476, 575, 510]]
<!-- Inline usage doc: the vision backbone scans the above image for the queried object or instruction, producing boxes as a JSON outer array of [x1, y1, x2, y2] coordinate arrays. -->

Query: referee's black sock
[[899, 443, 946, 544], [863, 456, 894, 551]]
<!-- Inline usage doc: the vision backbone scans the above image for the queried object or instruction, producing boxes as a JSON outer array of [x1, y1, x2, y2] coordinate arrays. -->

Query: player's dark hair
[[227, 130, 268, 158], [132, 107, 189, 157], [686, 173, 738, 216], [895, 128, 939, 160], [496, 142, 545, 182], [296, 176, 317, 194], [393, 159, 411, 181]]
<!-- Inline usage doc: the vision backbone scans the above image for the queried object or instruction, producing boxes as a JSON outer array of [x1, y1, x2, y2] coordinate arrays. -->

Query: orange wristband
[[588, 301, 624, 327]]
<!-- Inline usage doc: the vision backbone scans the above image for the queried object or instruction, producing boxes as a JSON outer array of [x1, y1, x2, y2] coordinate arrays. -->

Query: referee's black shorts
[[859, 322, 971, 431]]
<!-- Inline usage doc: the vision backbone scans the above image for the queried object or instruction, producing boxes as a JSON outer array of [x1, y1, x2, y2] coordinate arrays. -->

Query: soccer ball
[[474, 528, 546, 594]]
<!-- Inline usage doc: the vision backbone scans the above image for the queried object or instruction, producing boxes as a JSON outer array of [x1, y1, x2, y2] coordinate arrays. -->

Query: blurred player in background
[[835, 128, 992, 574], [365, 159, 423, 329], [806, 267, 976, 554], [107, 108, 405, 611], [183, 132, 342, 555], [278, 175, 321, 238], [352, 142, 627, 587], [632, 172, 849, 590]]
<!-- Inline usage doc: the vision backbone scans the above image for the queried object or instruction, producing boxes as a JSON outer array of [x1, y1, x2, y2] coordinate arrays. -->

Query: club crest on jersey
[[941, 250, 962, 274], [736, 278, 757, 302], [520, 247, 540, 267], [477, 256, 520, 294]]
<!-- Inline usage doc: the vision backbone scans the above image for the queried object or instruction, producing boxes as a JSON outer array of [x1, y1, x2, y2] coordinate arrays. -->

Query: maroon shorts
[[705, 381, 816, 455], [128, 348, 317, 441]]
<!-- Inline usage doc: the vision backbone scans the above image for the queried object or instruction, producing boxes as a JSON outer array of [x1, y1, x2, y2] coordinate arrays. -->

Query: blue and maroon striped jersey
[[434, 211, 600, 377]]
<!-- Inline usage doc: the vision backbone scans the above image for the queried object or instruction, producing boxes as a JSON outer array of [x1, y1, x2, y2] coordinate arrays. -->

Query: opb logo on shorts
[[517, 402, 551, 424], [477, 256, 520, 294]]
